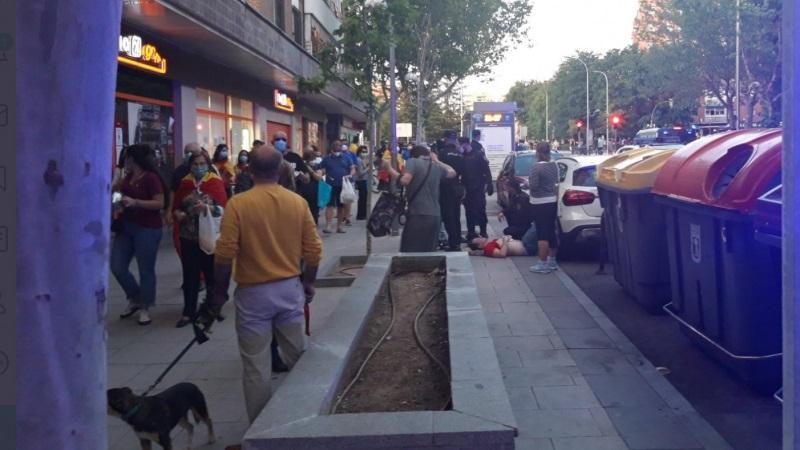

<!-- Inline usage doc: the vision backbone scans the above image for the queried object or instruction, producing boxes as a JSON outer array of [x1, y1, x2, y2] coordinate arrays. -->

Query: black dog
[[108, 382, 215, 450]]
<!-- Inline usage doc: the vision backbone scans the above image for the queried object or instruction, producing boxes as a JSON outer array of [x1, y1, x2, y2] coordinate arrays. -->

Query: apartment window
[[275, 0, 286, 31], [195, 89, 255, 153], [292, 7, 303, 45]]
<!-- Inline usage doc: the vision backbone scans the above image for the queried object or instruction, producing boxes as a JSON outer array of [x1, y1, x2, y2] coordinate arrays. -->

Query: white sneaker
[[119, 303, 140, 319], [547, 259, 559, 271], [137, 309, 152, 326], [529, 261, 552, 274]]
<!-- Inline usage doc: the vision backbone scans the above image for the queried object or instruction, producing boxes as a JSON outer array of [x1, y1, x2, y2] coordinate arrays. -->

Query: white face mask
[[341, 144, 349, 152]]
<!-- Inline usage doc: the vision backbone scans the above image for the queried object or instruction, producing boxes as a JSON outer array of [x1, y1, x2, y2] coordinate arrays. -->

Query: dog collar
[[122, 402, 142, 421]]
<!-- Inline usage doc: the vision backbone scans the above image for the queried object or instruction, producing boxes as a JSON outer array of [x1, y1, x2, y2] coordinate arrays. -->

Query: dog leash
[[141, 322, 211, 396]]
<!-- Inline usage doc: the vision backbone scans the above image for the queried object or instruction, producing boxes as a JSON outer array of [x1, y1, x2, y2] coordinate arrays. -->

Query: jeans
[[179, 238, 215, 318], [520, 223, 539, 256], [110, 220, 163, 307], [234, 277, 307, 423]]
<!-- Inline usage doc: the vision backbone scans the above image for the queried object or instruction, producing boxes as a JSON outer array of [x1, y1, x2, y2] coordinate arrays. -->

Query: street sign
[[397, 122, 413, 138]]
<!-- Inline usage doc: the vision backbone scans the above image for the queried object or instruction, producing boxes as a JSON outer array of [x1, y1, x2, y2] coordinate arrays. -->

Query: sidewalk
[[107, 208, 730, 449]]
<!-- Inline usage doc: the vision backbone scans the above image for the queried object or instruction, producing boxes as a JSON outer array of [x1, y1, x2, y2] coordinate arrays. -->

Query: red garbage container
[[652, 128, 782, 394]]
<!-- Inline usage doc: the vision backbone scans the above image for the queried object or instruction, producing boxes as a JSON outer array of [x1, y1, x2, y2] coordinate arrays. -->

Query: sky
[[463, 0, 641, 99]]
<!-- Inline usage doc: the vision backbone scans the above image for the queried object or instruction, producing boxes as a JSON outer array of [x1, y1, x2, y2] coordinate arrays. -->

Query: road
[[557, 239, 782, 450]]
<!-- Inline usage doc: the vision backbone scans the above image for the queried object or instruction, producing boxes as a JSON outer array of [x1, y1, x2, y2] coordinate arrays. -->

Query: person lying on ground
[[467, 226, 538, 258]]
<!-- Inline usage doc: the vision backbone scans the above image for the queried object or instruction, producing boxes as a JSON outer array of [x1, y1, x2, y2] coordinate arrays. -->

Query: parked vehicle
[[634, 126, 698, 146], [555, 155, 609, 248], [615, 145, 639, 154], [496, 149, 563, 208]]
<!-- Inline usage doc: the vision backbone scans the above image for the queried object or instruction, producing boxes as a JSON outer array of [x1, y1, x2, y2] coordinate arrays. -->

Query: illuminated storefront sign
[[118, 34, 167, 75], [274, 89, 295, 113]]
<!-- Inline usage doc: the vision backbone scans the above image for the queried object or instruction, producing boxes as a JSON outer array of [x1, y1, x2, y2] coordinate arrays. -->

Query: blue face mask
[[192, 166, 209, 179], [239, 155, 249, 164], [219, 151, 228, 160], [274, 140, 288, 152]]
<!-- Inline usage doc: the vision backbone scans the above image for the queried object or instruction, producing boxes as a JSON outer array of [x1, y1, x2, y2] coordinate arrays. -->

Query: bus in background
[[634, 125, 699, 146], [462, 102, 517, 179]]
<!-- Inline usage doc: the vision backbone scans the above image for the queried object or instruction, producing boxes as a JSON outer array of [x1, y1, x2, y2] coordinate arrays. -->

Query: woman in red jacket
[[172, 152, 228, 327]]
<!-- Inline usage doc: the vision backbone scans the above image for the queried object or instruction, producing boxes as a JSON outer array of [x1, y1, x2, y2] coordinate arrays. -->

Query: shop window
[[229, 118, 255, 153], [114, 98, 175, 172], [275, 0, 286, 31], [196, 114, 227, 150], [228, 97, 254, 119], [196, 88, 226, 113]]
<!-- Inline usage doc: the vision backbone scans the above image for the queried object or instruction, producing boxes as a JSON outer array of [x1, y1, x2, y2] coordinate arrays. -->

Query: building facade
[[114, 0, 365, 172]]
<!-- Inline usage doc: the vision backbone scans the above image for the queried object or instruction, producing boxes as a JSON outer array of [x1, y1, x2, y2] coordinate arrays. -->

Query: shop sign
[[118, 34, 167, 74], [274, 89, 295, 113]]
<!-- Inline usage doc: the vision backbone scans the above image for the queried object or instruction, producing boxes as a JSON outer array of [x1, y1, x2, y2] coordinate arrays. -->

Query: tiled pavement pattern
[[472, 251, 731, 450], [107, 210, 731, 449]]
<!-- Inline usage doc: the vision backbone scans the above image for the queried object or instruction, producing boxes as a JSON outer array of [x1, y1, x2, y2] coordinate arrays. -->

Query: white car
[[555, 155, 610, 248]]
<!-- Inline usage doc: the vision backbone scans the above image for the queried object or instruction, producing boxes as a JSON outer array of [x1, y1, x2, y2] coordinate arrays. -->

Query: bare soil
[[333, 269, 451, 414]]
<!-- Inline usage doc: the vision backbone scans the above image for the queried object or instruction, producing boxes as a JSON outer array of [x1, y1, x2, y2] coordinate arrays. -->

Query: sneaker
[[137, 309, 152, 326], [345, 219, 353, 226], [529, 261, 552, 274], [175, 316, 192, 328], [547, 259, 558, 271], [336, 228, 346, 233], [323, 228, 333, 234], [119, 303, 140, 319]]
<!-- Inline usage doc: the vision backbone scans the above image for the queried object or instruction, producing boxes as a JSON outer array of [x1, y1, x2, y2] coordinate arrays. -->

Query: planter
[[316, 255, 368, 287], [244, 253, 516, 450]]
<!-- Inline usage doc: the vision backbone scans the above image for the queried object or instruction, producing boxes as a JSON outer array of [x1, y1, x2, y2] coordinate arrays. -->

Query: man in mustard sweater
[[198, 144, 322, 427]]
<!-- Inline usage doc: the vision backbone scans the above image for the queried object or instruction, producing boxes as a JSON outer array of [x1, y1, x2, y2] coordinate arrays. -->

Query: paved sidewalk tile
[[533, 385, 601, 409], [552, 436, 628, 450]]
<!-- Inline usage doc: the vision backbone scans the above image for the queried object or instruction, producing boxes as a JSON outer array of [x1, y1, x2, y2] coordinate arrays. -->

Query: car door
[[496, 153, 515, 208]]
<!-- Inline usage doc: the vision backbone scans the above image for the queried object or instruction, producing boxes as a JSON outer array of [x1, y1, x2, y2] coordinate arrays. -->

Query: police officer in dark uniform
[[463, 129, 493, 239], [437, 134, 466, 251]]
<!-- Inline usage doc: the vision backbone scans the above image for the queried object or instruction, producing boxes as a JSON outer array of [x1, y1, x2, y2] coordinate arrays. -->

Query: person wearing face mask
[[172, 152, 228, 327], [320, 140, 356, 233], [272, 131, 311, 191], [462, 133, 494, 240], [213, 144, 235, 198], [235, 150, 254, 194]]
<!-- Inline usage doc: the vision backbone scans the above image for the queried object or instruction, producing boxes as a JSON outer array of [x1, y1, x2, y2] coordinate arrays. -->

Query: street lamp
[[735, 0, 741, 130], [544, 82, 549, 142], [567, 56, 590, 151], [649, 98, 673, 128], [593, 70, 609, 154]]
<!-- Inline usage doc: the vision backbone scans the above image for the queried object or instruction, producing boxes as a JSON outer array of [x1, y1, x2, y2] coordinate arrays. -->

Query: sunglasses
[[273, 138, 287, 142]]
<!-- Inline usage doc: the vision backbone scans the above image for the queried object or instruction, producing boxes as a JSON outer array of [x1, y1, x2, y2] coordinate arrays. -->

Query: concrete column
[[784, 2, 799, 449], [174, 83, 197, 157], [16, 1, 121, 448]]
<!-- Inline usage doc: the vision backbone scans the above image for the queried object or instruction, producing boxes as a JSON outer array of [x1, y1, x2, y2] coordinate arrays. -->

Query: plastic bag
[[340, 177, 357, 204], [199, 205, 223, 255], [318, 181, 332, 209]]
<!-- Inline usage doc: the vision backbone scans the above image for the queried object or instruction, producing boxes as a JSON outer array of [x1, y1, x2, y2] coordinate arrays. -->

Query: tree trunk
[[17, 2, 121, 448], [416, 81, 425, 144]]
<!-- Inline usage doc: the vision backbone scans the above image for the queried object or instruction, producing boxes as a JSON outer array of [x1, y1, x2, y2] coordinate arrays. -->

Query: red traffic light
[[576, 120, 583, 128], [610, 114, 622, 126]]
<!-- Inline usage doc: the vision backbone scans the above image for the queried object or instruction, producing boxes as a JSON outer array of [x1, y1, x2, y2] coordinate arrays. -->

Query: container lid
[[754, 184, 782, 238], [652, 129, 782, 213], [597, 145, 682, 192]]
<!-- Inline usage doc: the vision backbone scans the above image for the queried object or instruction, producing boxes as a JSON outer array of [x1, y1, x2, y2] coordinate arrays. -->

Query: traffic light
[[610, 114, 622, 127], [576, 120, 583, 128]]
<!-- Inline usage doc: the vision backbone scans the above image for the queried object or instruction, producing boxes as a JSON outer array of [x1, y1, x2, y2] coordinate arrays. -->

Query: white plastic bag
[[198, 205, 223, 255], [340, 177, 357, 204]]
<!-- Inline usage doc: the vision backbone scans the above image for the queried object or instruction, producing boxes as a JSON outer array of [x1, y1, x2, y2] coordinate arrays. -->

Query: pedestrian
[[354, 145, 369, 220], [213, 144, 235, 198], [463, 132, 494, 239], [197, 145, 322, 439], [111, 144, 167, 326], [294, 147, 321, 225], [438, 141, 466, 251], [497, 181, 535, 240], [234, 150, 254, 194], [597, 135, 606, 155], [528, 142, 560, 273], [167, 143, 203, 249], [319, 140, 356, 234], [468, 229, 538, 258], [172, 152, 228, 328], [272, 131, 312, 190], [384, 145, 456, 252], [342, 140, 361, 226]]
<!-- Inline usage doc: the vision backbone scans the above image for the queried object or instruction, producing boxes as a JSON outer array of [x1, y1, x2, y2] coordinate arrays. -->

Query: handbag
[[340, 177, 357, 204], [317, 180, 332, 209], [198, 205, 223, 255]]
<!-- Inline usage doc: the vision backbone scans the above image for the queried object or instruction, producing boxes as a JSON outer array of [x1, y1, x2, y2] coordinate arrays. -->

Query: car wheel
[[556, 220, 574, 254]]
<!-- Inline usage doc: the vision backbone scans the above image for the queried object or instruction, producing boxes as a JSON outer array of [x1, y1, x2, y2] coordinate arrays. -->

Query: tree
[[17, 1, 121, 448], [311, 0, 532, 144]]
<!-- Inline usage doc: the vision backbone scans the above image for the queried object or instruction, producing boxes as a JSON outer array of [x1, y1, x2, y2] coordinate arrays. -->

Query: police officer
[[438, 135, 466, 251], [463, 130, 493, 239]]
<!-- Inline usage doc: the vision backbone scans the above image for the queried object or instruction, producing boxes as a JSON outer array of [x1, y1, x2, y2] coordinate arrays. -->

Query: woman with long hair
[[213, 143, 235, 198], [110, 144, 167, 325], [172, 152, 228, 327]]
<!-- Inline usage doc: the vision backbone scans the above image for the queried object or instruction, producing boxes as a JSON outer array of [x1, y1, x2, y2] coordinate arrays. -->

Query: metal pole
[[582, 60, 590, 152], [389, 14, 398, 170], [594, 71, 609, 154], [735, 0, 741, 130]]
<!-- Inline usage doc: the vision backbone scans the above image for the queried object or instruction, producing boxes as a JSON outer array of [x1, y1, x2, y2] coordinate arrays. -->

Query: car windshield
[[573, 166, 597, 187], [514, 155, 534, 176]]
